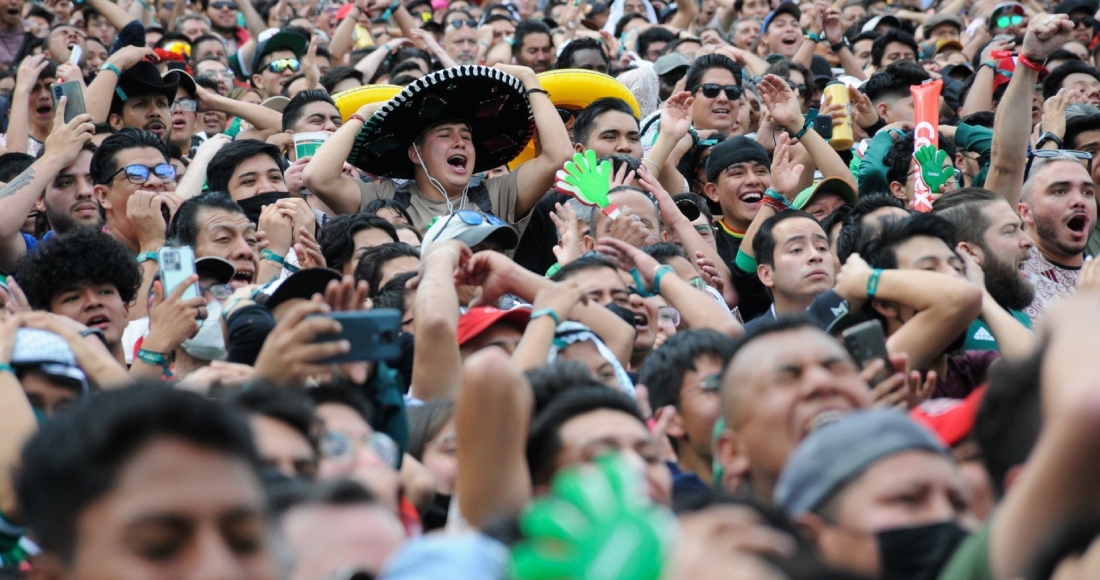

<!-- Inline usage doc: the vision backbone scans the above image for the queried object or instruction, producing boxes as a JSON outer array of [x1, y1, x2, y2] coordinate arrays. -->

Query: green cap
[[793, 176, 858, 211]]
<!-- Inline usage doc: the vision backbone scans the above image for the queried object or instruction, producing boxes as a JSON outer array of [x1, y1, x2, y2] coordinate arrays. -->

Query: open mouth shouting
[[1067, 212, 1091, 241], [34, 104, 53, 120], [230, 267, 255, 289], [446, 153, 469, 175]]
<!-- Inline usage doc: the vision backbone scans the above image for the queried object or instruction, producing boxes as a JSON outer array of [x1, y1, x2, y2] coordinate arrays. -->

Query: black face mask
[[605, 302, 637, 328], [236, 191, 290, 225], [876, 521, 969, 580]]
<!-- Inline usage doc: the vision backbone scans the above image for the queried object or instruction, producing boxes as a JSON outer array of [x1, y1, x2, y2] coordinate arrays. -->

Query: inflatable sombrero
[[347, 66, 535, 179], [332, 84, 402, 122], [508, 69, 641, 170]]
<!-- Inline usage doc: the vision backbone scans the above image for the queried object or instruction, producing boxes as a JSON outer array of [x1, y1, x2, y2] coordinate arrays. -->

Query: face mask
[[605, 302, 637, 328], [181, 301, 227, 361], [236, 191, 290, 225], [876, 521, 969, 580]]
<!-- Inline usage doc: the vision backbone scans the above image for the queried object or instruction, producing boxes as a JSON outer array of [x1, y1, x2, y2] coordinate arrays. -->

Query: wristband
[[1018, 54, 1049, 76], [380, 0, 401, 20], [530, 308, 561, 326], [866, 268, 883, 299], [527, 88, 550, 98], [640, 158, 662, 176], [804, 32, 821, 43], [349, 113, 367, 124], [763, 188, 792, 209], [0, 363, 14, 376], [794, 108, 819, 140], [99, 62, 122, 78], [136, 348, 173, 378], [630, 268, 653, 297], [260, 248, 301, 273], [761, 195, 788, 212], [136, 251, 158, 264], [80, 327, 107, 346], [652, 264, 674, 295]]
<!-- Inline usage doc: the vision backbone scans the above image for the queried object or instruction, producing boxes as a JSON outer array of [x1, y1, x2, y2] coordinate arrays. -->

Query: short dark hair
[[16, 385, 260, 560], [353, 242, 420, 296], [639, 329, 736, 410], [835, 192, 906, 264], [526, 362, 645, 486], [684, 53, 742, 92], [166, 190, 247, 247], [282, 89, 337, 132], [870, 28, 919, 68], [14, 228, 143, 310], [316, 213, 399, 272], [857, 212, 958, 270], [752, 210, 821, 268], [304, 385, 375, 425], [269, 478, 378, 524], [373, 270, 415, 311], [959, 110, 995, 129], [819, 202, 854, 243], [883, 130, 957, 189], [612, 11, 648, 38], [363, 199, 414, 225], [0, 152, 34, 182], [637, 27, 676, 57], [1044, 60, 1100, 100], [861, 60, 930, 104], [279, 72, 308, 97], [573, 97, 638, 148], [206, 139, 287, 193], [726, 315, 826, 369], [90, 129, 171, 185], [189, 34, 226, 62], [319, 66, 364, 93], [642, 241, 687, 263], [231, 387, 319, 454], [513, 18, 553, 55], [976, 344, 1042, 497], [1065, 105, 1100, 149], [931, 187, 1002, 247], [556, 37, 610, 71], [550, 252, 619, 283]]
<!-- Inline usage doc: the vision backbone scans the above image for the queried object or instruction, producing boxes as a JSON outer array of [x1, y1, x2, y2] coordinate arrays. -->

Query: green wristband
[[0, 362, 14, 376], [795, 108, 819, 140], [652, 264, 674, 295], [99, 62, 122, 78], [530, 308, 561, 326], [866, 268, 883, 299], [260, 248, 300, 273], [136, 348, 173, 378], [136, 251, 158, 264]]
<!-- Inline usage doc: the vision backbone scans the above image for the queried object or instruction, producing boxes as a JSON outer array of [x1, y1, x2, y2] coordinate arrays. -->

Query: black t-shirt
[[714, 227, 771, 322], [514, 190, 570, 275]]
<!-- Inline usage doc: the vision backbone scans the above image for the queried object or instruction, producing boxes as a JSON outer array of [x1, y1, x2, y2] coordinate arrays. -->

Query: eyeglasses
[[994, 14, 1024, 28], [427, 210, 507, 243], [699, 373, 722, 393], [449, 18, 478, 29], [787, 81, 807, 97], [265, 58, 301, 73], [170, 98, 197, 112], [657, 305, 680, 326], [557, 107, 576, 124], [211, 1, 238, 9], [694, 223, 715, 239], [320, 431, 400, 468], [109, 163, 177, 184], [691, 83, 743, 100], [199, 70, 235, 80], [1025, 149, 1093, 178], [200, 282, 233, 300]]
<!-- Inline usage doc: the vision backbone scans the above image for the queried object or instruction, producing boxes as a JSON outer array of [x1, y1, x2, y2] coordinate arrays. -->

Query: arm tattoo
[[0, 168, 36, 201]]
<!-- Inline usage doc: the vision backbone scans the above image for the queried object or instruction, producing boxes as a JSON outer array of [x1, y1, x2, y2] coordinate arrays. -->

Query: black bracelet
[[863, 116, 887, 136], [527, 88, 550, 98], [80, 327, 108, 346]]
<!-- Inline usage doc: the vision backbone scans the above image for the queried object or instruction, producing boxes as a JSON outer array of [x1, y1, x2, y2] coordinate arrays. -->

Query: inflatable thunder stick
[[911, 79, 948, 212], [555, 149, 621, 219]]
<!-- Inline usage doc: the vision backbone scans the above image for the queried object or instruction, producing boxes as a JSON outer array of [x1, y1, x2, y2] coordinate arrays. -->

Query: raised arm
[[512, 280, 588, 371], [823, 7, 867, 80], [301, 101, 385, 215], [329, 2, 365, 65], [5, 55, 49, 154], [0, 315, 37, 520], [85, 46, 158, 123], [195, 85, 283, 138], [667, 0, 699, 31], [85, 0, 140, 33], [759, 74, 855, 186], [235, 0, 267, 39], [643, 92, 693, 196], [985, 16, 1071, 207], [409, 241, 468, 402], [493, 64, 574, 220]]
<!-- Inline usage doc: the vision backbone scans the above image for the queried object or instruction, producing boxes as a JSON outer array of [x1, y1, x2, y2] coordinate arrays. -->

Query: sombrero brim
[[348, 66, 534, 179], [332, 84, 402, 122]]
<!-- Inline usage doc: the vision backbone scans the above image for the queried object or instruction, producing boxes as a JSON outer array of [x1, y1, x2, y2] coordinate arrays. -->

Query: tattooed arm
[[409, 240, 469, 402]]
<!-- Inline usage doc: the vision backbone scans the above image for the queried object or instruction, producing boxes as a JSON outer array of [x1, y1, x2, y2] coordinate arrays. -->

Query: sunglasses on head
[[994, 13, 1023, 28], [449, 18, 477, 29], [109, 163, 177, 185], [265, 58, 301, 73], [691, 83, 743, 100], [211, 1, 237, 9], [426, 210, 507, 243], [1024, 149, 1093, 178]]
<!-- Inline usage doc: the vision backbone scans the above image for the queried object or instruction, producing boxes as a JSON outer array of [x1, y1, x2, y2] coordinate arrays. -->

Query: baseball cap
[[261, 95, 291, 112], [932, 38, 965, 57], [654, 53, 690, 76], [258, 267, 342, 312], [456, 306, 531, 346], [196, 256, 236, 286], [861, 14, 902, 33], [810, 55, 833, 86], [910, 385, 987, 447], [11, 328, 88, 392], [762, 2, 800, 33], [251, 29, 309, 73], [989, 2, 1026, 28], [775, 409, 948, 515], [420, 210, 519, 257], [792, 177, 857, 211]]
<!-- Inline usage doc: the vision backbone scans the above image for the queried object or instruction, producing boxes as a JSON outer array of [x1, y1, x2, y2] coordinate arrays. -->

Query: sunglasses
[[787, 81, 807, 97], [320, 431, 400, 468], [691, 83, 743, 100], [199, 70, 235, 80], [1072, 16, 1098, 28], [994, 14, 1023, 28], [1024, 149, 1093, 178], [449, 18, 477, 29], [170, 98, 197, 112], [265, 58, 301, 73], [557, 107, 576, 124], [211, 1, 237, 9], [427, 210, 506, 243], [109, 163, 177, 185]]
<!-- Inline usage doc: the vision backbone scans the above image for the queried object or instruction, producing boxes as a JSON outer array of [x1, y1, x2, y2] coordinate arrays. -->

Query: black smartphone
[[308, 309, 402, 363], [842, 320, 894, 385], [814, 113, 833, 141], [51, 80, 86, 123]]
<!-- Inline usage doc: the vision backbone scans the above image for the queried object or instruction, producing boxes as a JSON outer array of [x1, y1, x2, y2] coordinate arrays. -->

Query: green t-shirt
[[938, 519, 993, 580], [963, 310, 1032, 352], [0, 508, 28, 568]]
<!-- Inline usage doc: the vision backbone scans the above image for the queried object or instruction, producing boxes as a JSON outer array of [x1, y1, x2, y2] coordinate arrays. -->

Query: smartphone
[[814, 113, 833, 141], [157, 246, 200, 302], [842, 320, 894, 385], [308, 309, 402, 363], [51, 80, 86, 123]]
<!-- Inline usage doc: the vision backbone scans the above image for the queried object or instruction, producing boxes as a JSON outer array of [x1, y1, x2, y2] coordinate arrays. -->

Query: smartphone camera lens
[[380, 330, 395, 343]]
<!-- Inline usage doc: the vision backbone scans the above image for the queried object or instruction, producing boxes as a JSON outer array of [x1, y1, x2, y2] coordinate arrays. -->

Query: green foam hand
[[509, 453, 674, 580], [555, 149, 618, 217], [914, 145, 955, 193]]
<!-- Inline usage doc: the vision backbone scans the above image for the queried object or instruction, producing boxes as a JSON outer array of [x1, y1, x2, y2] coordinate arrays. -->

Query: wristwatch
[[832, 36, 852, 53], [1035, 132, 1063, 150]]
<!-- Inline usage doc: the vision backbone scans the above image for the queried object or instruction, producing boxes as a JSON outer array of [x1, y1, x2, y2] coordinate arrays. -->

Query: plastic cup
[[294, 131, 331, 160]]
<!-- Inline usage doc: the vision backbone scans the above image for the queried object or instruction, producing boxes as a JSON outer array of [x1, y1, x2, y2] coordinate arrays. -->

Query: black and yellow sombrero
[[347, 66, 535, 179]]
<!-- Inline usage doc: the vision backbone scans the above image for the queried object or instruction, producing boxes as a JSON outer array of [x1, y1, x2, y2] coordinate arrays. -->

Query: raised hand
[[769, 133, 804, 198], [1022, 13, 1074, 62]]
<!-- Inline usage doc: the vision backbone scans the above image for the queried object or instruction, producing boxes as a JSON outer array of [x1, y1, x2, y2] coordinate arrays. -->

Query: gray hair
[[1022, 151, 1091, 203], [173, 13, 211, 32]]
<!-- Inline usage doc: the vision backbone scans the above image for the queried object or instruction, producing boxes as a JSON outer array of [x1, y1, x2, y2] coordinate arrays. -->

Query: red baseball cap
[[456, 306, 531, 346], [909, 385, 987, 447]]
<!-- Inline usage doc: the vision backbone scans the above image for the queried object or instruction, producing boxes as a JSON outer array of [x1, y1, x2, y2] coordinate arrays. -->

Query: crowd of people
[[1, 0, 1100, 576]]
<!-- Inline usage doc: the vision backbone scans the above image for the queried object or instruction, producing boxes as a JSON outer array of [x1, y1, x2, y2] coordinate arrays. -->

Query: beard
[[982, 246, 1034, 311], [46, 200, 103, 235], [1033, 210, 1088, 258]]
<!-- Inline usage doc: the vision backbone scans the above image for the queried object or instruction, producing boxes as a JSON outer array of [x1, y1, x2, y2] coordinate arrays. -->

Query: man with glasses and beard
[[934, 188, 1038, 352]]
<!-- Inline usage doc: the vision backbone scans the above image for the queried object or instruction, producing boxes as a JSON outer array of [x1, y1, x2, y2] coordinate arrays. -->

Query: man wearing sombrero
[[302, 64, 573, 231]]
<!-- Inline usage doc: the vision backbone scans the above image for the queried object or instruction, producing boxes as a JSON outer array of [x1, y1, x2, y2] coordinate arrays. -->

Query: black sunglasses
[[788, 80, 808, 97], [691, 83, 743, 100], [211, 1, 238, 9], [557, 107, 576, 123], [1024, 149, 1093, 178], [449, 19, 477, 29]]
